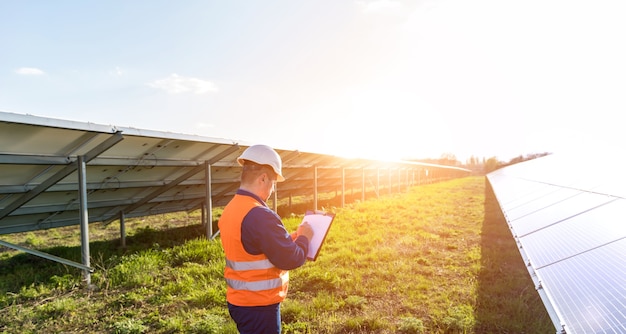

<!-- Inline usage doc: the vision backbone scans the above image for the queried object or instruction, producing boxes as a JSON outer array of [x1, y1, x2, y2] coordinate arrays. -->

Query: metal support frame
[[361, 168, 366, 202], [406, 169, 410, 192], [0, 132, 123, 285], [78, 155, 91, 285], [104, 164, 206, 224], [119, 211, 126, 248], [341, 168, 345, 208], [398, 169, 402, 193], [205, 161, 213, 238], [0, 239, 92, 272], [0, 155, 97, 282], [201, 205, 206, 233], [104, 144, 239, 225]]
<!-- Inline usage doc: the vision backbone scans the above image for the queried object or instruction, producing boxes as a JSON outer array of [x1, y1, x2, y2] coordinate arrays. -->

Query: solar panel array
[[0, 111, 469, 273], [487, 153, 626, 334]]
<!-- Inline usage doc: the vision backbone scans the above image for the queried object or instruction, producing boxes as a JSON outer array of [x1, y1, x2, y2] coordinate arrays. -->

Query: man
[[218, 144, 314, 334]]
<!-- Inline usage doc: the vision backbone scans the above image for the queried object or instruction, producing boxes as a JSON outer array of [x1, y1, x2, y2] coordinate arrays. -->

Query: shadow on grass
[[475, 178, 553, 333]]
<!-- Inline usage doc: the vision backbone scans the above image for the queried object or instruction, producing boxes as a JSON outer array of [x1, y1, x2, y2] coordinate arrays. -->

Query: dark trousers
[[227, 302, 281, 334]]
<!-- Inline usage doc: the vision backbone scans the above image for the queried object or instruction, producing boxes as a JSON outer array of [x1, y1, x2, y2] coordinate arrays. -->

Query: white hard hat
[[237, 144, 285, 182]]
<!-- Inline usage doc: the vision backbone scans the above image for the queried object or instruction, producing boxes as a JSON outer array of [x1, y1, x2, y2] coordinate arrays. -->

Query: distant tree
[[500, 152, 552, 169], [464, 155, 484, 174], [509, 155, 525, 165], [484, 157, 501, 173], [467, 155, 482, 168], [438, 153, 459, 166], [410, 152, 550, 174]]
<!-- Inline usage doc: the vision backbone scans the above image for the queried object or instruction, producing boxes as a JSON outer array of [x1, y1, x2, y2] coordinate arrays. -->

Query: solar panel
[[0, 111, 470, 279], [487, 154, 626, 334]]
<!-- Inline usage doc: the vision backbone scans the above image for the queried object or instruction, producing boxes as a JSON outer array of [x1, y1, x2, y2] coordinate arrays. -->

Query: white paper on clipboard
[[302, 210, 335, 261]]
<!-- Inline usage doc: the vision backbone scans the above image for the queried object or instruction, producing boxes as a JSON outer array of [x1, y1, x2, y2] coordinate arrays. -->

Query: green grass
[[0, 176, 553, 333]]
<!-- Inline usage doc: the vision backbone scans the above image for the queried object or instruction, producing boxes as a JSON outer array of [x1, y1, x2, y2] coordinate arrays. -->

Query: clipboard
[[302, 210, 335, 261]]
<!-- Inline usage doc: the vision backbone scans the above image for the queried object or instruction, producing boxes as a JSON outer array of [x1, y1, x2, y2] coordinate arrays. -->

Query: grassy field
[[0, 176, 553, 333]]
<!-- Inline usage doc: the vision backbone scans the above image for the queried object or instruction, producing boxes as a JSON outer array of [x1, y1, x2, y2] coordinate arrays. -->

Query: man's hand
[[297, 221, 314, 241]]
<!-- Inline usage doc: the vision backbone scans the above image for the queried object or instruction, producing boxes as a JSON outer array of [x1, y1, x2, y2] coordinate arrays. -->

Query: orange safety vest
[[218, 193, 289, 307]]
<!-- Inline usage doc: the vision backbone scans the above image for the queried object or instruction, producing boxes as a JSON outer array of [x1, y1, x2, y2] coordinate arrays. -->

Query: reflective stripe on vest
[[226, 259, 275, 271], [225, 277, 284, 291]]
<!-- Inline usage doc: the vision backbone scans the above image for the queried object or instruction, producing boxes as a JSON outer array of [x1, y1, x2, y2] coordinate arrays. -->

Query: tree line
[[411, 152, 552, 175]]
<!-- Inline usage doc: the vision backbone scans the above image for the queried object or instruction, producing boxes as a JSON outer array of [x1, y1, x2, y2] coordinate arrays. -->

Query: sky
[[1, 0, 625, 163]]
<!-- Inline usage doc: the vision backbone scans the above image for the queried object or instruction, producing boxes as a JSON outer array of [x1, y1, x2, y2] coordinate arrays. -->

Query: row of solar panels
[[487, 153, 626, 334], [0, 111, 470, 237]]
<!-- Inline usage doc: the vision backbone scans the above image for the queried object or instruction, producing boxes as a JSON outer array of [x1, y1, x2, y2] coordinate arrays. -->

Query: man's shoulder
[[246, 205, 281, 223]]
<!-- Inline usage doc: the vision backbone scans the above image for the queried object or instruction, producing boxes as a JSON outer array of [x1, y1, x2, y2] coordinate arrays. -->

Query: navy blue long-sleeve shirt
[[237, 189, 309, 270]]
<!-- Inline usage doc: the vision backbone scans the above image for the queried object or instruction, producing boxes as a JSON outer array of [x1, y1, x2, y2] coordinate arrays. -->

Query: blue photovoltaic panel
[[540, 240, 626, 332], [488, 153, 626, 334]]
